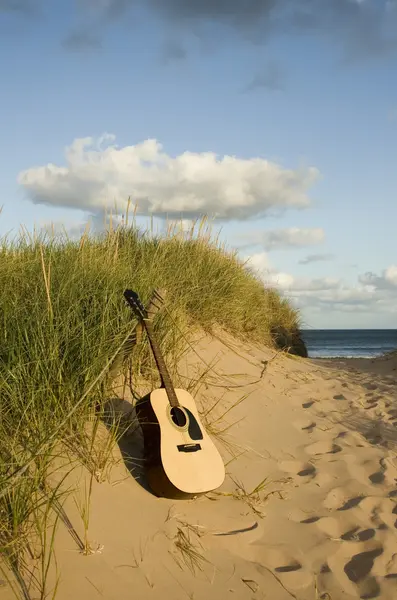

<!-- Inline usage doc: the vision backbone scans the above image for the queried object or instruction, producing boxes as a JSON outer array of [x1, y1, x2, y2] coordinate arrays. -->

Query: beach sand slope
[[2, 339, 397, 600]]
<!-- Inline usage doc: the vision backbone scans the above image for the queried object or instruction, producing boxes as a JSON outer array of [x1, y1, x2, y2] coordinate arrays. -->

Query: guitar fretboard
[[143, 319, 180, 408]]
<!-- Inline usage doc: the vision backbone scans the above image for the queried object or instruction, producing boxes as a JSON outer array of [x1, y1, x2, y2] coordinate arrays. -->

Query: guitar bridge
[[177, 443, 202, 453]]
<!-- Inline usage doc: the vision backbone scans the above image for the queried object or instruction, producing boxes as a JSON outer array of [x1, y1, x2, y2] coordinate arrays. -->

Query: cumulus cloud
[[263, 227, 325, 250], [239, 227, 325, 250], [18, 134, 319, 220], [246, 251, 338, 290], [282, 277, 341, 292], [266, 271, 341, 294], [271, 275, 381, 313], [359, 265, 397, 290], [246, 251, 397, 315], [299, 253, 334, 265], [245, 251, 273, 275]]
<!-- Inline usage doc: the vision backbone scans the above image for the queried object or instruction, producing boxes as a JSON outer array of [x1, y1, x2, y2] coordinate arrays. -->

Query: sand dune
[[2, 337, 397, 600]]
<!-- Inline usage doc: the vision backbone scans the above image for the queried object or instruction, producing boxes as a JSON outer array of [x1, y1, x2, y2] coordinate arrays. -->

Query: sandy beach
[[3, 337, 397, 600]]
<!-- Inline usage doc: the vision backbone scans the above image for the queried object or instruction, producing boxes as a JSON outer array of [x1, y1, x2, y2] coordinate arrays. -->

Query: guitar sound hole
[[170, 407, 187, 428]]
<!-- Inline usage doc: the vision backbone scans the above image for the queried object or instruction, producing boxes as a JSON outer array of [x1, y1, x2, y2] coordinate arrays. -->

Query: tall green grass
[[0, 216, 299, 598]]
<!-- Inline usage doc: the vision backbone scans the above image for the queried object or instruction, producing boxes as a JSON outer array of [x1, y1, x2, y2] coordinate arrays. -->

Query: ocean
[[301, 329, 397, 359]]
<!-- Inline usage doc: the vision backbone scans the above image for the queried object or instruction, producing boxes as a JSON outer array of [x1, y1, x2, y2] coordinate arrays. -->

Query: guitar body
[[136, 388, 225, 498]]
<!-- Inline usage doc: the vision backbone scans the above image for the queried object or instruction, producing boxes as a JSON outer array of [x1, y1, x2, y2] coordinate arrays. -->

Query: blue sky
[[1, 0, 397, 329]]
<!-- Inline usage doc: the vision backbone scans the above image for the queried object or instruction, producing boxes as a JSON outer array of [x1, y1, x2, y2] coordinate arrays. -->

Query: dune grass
[[0, 215, 300, 598]]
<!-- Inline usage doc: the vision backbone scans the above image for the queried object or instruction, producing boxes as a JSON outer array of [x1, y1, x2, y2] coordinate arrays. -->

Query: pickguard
[[183, 407, 204, 441]]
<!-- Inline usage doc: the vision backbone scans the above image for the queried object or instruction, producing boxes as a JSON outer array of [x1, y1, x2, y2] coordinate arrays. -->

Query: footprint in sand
[[293, 417, 316, 433], [279, 460, 317, 480], [341, 526, 376, 542], [344, 453, 387, 488], [323, 487, 366, 512], [338, 495, 397, 538], [369, 471, 385, 485], [300, 515, 321, 524], [344, 547, 383, 599], [305, 439, 342, 456], [302, 400, 316, 409], [256, 547, 313, 591], [287, 507, 323, 525], [337, 497, 367, 511], [362, 383, 379, 391], [335, 430, 366, 449], [314, 515, 377, 544], [316, 516, 355, 538], [327, 541, 384, 598], [287, 507, 321, 524], [378, 456, 397, 486]]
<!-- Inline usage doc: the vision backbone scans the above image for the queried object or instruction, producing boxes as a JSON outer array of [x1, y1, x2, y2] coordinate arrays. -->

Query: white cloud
[[237, 227, 325, 250], [246, 251, 396, 316], [245, 251, 273, 275], [276, 278, 380, 313], [18, 135, 319, 221], [359, 265, 397, 290], [280, 277, 341, 292], [386, 265, 397, 285], [261, 227, 325, 250], [246, 252, 338, 292]]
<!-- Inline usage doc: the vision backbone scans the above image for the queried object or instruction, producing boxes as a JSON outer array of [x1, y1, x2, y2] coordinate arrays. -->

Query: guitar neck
[[142, 318, 180, 408]]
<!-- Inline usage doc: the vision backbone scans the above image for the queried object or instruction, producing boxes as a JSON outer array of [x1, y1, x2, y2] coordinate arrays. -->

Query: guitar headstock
[[124, 289, 148, 320]]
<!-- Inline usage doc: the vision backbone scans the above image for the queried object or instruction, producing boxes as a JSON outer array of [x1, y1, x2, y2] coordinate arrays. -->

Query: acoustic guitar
[[124, 289, 225, 499]]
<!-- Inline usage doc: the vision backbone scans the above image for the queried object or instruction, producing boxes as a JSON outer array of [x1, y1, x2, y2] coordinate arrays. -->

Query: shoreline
[[309, 350, 397, 378]]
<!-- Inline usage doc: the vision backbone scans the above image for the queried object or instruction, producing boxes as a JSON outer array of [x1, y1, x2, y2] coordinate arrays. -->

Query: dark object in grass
[[270, 325, 308, 358]]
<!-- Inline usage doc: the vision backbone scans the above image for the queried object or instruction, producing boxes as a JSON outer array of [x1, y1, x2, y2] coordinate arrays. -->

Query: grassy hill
[[0, 218, 301, 597]]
